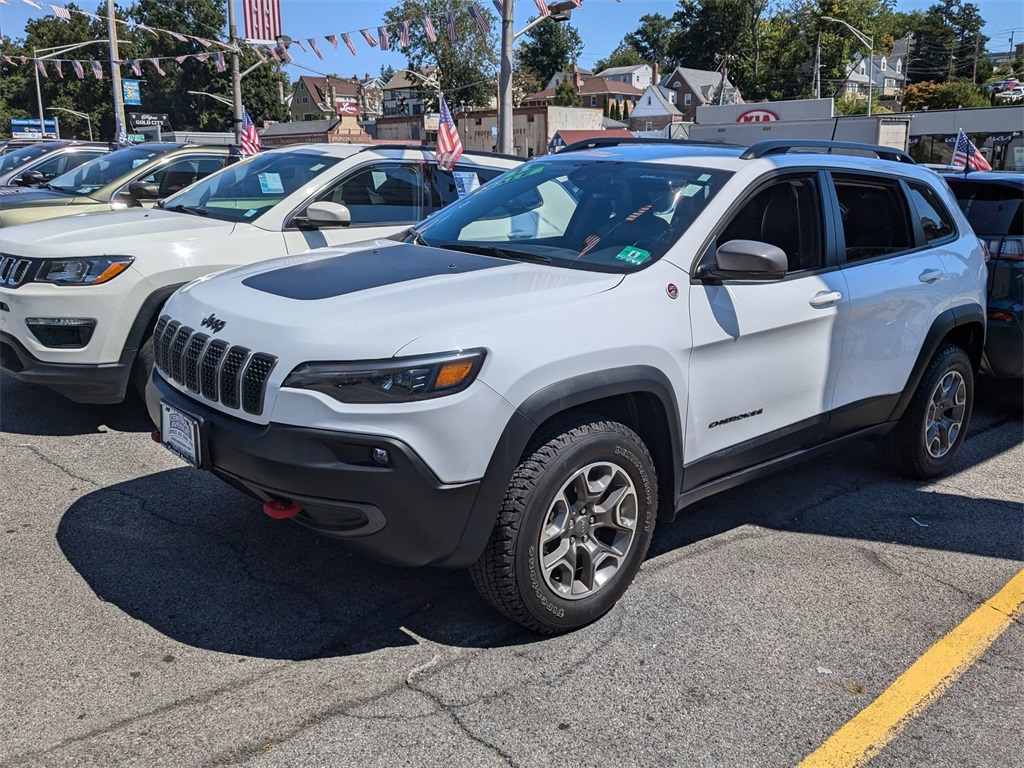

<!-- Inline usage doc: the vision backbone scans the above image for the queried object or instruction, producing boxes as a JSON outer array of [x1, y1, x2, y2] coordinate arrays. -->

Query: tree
[[383, 0, 498, 108], [511, 66, 542, 106], [620, 13, 678, 72], [622, 101, 630, 119], [516, 17, 583, 86], [609, 101, 620, 121], [551, 76, 581, 107], [902, 77, 988, 109]]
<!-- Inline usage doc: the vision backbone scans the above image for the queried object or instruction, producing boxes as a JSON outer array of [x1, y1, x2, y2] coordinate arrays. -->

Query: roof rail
[[558, 137, 742, 153], [740, 139, 915, 165], [358, 143, 524, 163]]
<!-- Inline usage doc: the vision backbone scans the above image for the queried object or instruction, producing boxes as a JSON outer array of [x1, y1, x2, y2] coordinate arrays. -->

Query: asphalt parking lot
[[1, 374, 1021, 768]]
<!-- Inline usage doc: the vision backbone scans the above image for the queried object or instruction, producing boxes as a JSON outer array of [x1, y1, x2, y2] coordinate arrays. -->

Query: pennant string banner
[[4, 2, 574, 72]]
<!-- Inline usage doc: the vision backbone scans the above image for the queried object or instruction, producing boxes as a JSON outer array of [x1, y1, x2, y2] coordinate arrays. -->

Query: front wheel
[[878, 343, 974, 479], [470, 418, 658, 634]]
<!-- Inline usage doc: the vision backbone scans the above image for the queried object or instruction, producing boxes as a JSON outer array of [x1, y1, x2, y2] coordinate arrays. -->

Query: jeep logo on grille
[[200, 314, 226, 333]]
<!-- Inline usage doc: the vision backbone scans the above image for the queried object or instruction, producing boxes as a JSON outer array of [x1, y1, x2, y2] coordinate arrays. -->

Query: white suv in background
[[0, 144, 520, 403], [146, 139, 987, 633]]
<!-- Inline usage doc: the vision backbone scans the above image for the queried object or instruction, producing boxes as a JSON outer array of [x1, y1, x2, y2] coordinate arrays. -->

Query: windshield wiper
[[406, 227, 429, 246], [439, 243, 551, 264], [164, 204, 209, 217]]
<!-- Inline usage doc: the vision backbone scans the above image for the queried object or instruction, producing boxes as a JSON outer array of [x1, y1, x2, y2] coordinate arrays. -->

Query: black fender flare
[[889, 302, 986, 422], [441, 365, 683, 567], [122, 283, 187, 357]]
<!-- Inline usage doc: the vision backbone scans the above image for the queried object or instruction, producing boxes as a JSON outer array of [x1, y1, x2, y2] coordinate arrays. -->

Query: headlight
[[35, 256, 134, 285], [283, 349, 486, 403]]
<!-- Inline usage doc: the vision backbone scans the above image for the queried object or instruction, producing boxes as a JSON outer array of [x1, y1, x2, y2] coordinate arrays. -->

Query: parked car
[[0, 142, 240, 228], [994, 87, 1024, 103], [0, 140, 110, 187], [0, 138, 58, 156], [143, 138, 987, 633], [0, 144, 520, 404], [944, 171, 1023, 379]]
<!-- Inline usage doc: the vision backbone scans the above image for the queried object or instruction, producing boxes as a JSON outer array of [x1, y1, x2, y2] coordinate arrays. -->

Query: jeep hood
[[167, 240, 622, 360], [0, 208, 235, 258], [0, 186, 80, 208]]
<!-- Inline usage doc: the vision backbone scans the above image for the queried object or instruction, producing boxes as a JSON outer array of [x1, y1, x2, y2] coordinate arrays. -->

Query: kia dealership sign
[[737, 109, 779, 123], [697, 98, 834, 125]]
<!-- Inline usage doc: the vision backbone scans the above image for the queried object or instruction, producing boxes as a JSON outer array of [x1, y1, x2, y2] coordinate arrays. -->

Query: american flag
[[149, 58, 165, 76], [48, 4, 71, 20], [399, 21, 409, 48], [534, 0, 550, 17], [35, 58, 47, 77], [308, 38, 323, 59], [422, 16, 437, 42], [51, 58, 63, 77], [243, 0, 281, 43], [951, 129, 992, 171], [443, 10, 457, 41], [341, 32, 357, 55], [378, 26, 389, 51], [91, 60, 103, 79], [71, 59, 83, 78], [326, 34, 338, 48], [436, 95, 463, 171], [468, 4, 490, 34], [360, 29, 378, 47], [492, 0, 504, 14], [240, 108, 261, 156]]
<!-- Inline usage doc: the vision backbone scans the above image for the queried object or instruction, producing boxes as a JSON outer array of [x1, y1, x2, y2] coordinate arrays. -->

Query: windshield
[[949, 181, 1024, 236], [48, 145, 170, 195], [0, 143, 59, 174], [160, 150, 343, 222], [413, 159, 732, 272]]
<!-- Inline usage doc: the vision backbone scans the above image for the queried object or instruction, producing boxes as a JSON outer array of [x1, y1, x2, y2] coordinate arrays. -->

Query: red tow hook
[[263, 499, 303, 519], [151, 430, 162, 443]]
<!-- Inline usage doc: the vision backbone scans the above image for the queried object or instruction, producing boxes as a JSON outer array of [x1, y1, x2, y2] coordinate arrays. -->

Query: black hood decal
[[241, 243, 512, 301]]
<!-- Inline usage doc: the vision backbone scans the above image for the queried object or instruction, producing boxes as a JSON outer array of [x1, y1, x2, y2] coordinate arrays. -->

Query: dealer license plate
[[160, 402, 201, 468]]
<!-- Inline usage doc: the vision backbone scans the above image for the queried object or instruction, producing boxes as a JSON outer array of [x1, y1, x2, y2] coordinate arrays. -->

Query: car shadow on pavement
[[0, 376, 154, 436], [57, 467, 537, 660]]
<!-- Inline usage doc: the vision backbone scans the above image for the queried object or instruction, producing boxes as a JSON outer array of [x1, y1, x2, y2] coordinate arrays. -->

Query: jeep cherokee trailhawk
[[146, 139, 987, 633]]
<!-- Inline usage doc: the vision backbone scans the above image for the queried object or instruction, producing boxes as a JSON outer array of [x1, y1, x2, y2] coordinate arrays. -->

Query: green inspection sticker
[[615, 247, 651, 266]]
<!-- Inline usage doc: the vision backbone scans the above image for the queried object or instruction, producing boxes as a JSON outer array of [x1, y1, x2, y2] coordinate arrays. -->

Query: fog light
[[25, 317, 97, 348]]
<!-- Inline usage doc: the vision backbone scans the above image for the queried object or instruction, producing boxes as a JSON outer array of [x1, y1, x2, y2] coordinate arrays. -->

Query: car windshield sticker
[[132, 159, 148, 168], [496, 164, 545, 185], [615, 247, 651, 266], [698, 174, 712, 182], [452, 171, 480, 198], [681, 183, 703, 197], [310, 163, 326, 172], [258, 173, 284, 194], [244, 208, 259, 218], [371, 170, 387, 189]]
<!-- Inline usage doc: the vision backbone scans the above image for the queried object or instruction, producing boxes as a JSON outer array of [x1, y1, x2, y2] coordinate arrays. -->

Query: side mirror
[[128, 181, 161, 202], [14, 170, 46, 187], [298, 201, 352, 228], [699, 239, 788, 281]]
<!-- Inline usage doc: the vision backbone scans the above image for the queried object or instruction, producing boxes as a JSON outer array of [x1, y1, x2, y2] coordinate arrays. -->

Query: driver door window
[[317, 163, 424, 226], [141, 156, 226, 198]]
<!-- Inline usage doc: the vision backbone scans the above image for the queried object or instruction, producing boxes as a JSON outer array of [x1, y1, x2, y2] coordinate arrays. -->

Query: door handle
[[809, 290, 843, 307], [919, 269, 943, 283]]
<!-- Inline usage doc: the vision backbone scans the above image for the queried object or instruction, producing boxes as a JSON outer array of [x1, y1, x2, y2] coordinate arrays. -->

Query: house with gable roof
[[660, 66, 742, 121], [593, 64, 653, 91], [628, 84, 685, 132]]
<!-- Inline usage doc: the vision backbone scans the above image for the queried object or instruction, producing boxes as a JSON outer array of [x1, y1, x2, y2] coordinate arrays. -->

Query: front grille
[[152, 314, 277, 415], [0, 255, 34, 288]]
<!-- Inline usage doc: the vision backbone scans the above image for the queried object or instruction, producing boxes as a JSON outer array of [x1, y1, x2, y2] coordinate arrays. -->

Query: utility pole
[[228, 0, 243, 145], [972, 34, 979, 84], [107, 0, 128, 144], [814, 33, 821, 99], [33, 48, 47, 137], [498, 0, 514, 155]]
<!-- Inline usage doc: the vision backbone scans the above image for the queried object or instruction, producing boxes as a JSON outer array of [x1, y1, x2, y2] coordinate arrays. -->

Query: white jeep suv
[[145, 139, 987, 633], [0, 144, 519, 403]]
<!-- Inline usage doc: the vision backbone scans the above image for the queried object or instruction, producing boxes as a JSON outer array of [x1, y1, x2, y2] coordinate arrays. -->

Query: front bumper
[[147, 371, 493, 568], [0, 331, 132, 403]]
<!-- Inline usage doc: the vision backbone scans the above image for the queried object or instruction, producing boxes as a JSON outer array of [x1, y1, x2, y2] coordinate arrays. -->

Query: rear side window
[[947, 181, 1024, 236], [906, 182, 956, 243], [832, 174, 914, 262], [428, 165, 503, 210]]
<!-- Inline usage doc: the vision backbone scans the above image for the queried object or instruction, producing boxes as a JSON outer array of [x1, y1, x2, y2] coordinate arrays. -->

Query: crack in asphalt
[[403, 685, 519, 768]]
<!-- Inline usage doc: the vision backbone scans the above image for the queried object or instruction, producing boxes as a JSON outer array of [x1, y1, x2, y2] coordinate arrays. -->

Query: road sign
[[123, 79, 142, 106], [127, 112, 171, 131], [10, 117, 58, 139]]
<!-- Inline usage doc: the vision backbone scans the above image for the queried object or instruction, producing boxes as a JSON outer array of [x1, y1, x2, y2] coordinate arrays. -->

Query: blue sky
[[2, 0, 1022, 80]]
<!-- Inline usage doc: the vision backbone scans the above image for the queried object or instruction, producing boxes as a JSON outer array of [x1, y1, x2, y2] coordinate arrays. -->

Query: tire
[[878, 344, 974, 479], [130, 335, 155, 403], [470, 418, 658, 634]]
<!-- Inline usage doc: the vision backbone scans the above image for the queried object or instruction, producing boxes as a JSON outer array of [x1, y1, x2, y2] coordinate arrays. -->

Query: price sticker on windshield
[[615, 247, 651, 266], [258, 173, 284, 194]]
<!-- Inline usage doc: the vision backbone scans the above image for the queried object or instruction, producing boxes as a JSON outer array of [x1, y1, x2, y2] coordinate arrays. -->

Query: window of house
[[885, 78, 895, 88], [590, 96, 597, 106], [671, 82, 680, 88], [669, 93, 676, 104], [684, 93, 691, 106], [301, 96, 308, 103], [896, 59, 903, 72], [906, 182, 956, 243], [831, 174, 915, 262], [881, 59, 887, 70]]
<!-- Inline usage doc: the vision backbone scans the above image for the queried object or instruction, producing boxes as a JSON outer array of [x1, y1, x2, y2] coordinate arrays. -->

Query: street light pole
[[822, 15, 874, 117], [107, 0, 129, 142], [228, 0, 244, 146], [33, 48, 48, 138], [48, 107, 93, 140], [498, 0, 514, 154]]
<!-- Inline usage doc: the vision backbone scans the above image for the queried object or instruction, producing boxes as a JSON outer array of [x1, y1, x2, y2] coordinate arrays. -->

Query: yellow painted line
[[799, 568, 1024, 768]]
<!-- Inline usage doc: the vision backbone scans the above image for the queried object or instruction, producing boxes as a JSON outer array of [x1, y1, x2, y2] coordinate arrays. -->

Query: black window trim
[[689, 167, 838, 285], [111, 152, 228, 202]]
